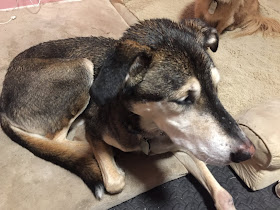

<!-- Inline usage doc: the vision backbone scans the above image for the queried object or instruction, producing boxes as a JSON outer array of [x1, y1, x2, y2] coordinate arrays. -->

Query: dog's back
[[11, 36, 115, 71]]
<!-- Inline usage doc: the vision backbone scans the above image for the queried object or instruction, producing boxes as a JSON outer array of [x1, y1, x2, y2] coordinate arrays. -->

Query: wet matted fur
[[0, 19, 254, 205]]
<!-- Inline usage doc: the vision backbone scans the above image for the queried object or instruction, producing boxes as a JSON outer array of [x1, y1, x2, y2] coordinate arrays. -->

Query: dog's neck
[[113, 100, 170, 154], [121, 109, 142, 135], [121, 111, 152, 155], [102, 100, 148, 153], [104, 99, 171, 155], [124, 107, 172, 155]]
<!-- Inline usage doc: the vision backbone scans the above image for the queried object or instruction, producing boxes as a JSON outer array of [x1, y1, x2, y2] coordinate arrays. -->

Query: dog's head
[[91, 19, 255, 165]]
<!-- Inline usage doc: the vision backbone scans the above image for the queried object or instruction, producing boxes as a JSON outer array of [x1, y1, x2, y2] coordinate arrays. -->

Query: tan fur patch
[[82, 58, 94, 76], [121, 39, 151, 55], [10, 124, 103, 183], [172, 77, 201, 100], [210, 66, 220, 86], [51, 94, 90, 142], [103, 134, 130, 152], [11, 124, 93, 160], [91, 139, 125, 194]]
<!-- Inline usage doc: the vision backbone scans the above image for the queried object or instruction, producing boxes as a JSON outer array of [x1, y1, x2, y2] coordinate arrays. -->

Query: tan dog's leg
[[216, 15, 235, 34], [91, 139, 125, 194], [174, 152, 236, 210]]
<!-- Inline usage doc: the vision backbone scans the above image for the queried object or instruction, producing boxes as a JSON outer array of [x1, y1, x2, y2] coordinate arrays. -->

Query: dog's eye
[[174, 93, 195, 105]]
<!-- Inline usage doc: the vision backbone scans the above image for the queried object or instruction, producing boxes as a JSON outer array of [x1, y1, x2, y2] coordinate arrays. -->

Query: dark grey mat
[[110, 165, 280, 210]]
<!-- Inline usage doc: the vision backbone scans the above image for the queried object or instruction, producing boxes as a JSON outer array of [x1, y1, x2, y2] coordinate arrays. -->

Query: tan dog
[[180, 0, 280, 36]]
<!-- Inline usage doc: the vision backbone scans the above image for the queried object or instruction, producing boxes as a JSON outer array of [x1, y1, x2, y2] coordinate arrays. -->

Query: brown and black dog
[[180, 0, 280, 36], [0, 19, 254, 209]]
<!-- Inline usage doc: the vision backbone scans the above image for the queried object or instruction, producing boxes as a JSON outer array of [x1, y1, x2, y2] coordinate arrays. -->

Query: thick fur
[[180, 0, 280, 36], [0, 19, 254, 204]]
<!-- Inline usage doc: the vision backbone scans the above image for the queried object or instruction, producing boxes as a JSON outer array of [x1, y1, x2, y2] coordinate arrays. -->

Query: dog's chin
[[178, 147, 232, 166], [196, 155, 231, 166]]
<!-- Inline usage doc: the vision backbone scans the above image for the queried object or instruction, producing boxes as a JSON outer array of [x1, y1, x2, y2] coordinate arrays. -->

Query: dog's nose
[[230, 143, 255, 163]]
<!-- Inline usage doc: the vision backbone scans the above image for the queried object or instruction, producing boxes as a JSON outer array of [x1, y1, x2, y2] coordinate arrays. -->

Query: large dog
[[0, 19, 254, 209], [180, 0, 280, 36]]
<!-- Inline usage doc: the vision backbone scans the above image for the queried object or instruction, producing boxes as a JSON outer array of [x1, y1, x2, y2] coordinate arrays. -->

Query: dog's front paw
[[214, 188, 236, 210], [104, 169, 125, 194]]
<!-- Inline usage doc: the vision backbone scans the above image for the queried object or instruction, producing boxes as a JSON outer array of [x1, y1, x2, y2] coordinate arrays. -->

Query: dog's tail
[[236, 14, 280, 37], [0, 114, 105, 200]]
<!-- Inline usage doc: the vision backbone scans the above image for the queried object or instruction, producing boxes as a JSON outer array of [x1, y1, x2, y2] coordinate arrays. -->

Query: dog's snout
[[230, 143, 255, 163]]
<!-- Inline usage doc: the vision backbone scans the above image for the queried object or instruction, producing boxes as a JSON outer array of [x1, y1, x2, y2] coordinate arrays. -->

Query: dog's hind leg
[[0, 58, 105, 199], [216, 15, 235, 34], [1, 116, 105, 199], [90, 138, 125, 194], [174, 152, 236, 210]]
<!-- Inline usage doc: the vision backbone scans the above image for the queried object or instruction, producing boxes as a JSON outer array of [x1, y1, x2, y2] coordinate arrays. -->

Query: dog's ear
[[203, 27, 219, 52], [91, 40, 152, 106], [182, 19, 219, 52]]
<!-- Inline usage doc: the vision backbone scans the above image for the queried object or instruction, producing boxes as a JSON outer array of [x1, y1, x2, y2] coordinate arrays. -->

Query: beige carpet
[[123, 0, 280, 117]]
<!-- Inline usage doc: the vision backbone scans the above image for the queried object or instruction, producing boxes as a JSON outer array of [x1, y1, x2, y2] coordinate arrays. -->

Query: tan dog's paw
[[214, 188, 236, 210], [104, 170, 125, 194]]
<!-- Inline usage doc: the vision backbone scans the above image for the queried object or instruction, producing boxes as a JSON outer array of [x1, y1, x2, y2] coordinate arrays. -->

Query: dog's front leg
[[174, 152, 236, 210], [91, 139, 125, 194], [216, 15, 235, 34]]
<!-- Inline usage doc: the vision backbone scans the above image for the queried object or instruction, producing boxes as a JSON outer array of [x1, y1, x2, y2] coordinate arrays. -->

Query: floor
[[111, 165, 280, 210]]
